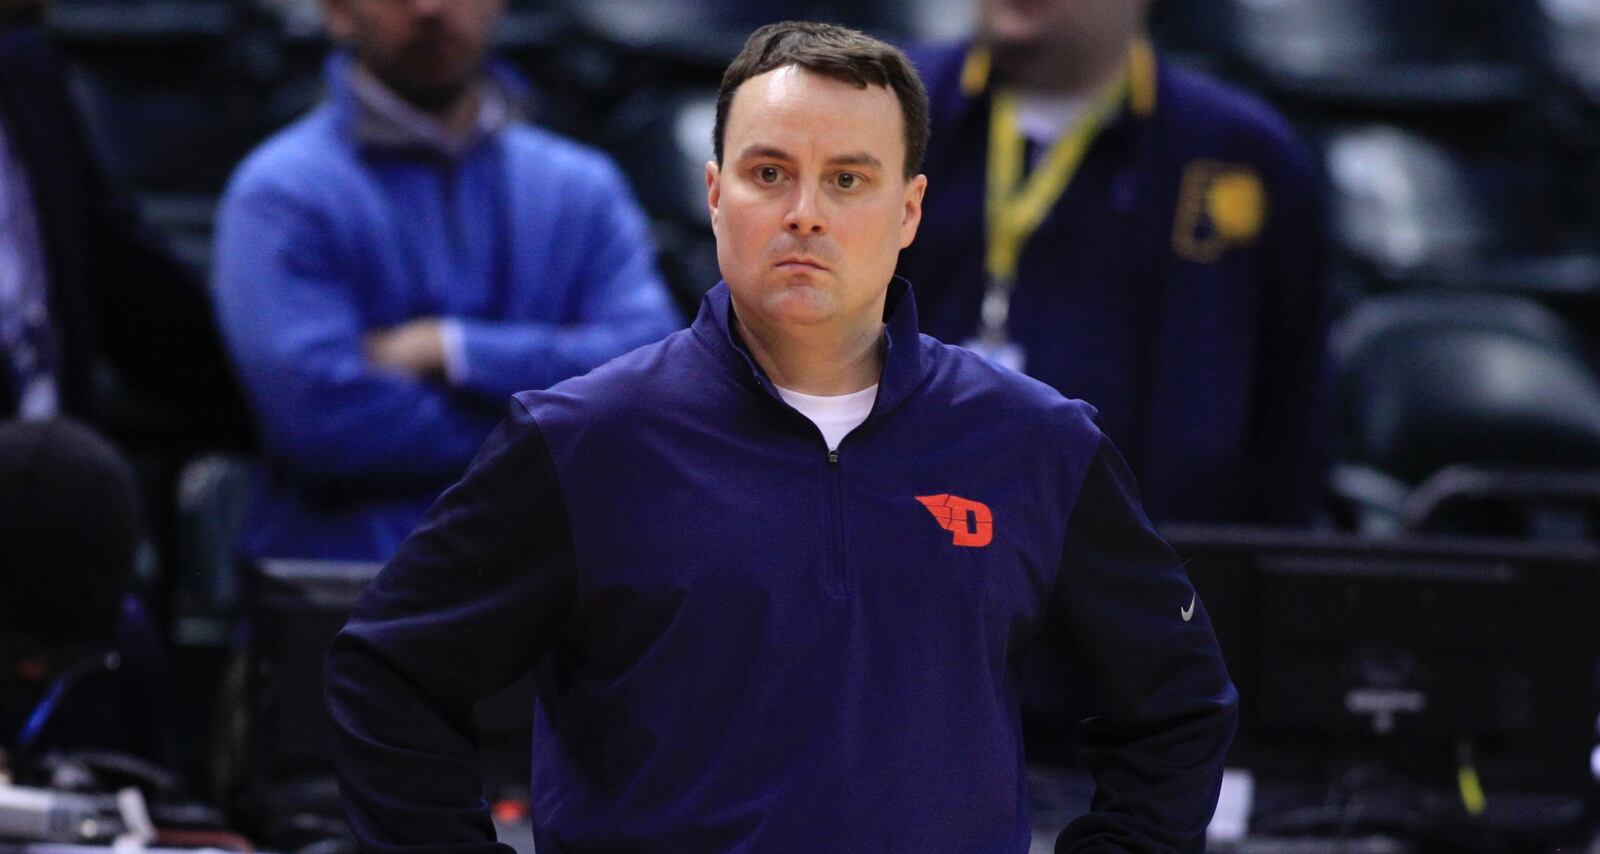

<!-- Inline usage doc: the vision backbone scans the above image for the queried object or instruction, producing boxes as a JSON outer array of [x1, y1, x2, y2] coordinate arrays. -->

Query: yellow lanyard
[[984, 78, 1127, 288], [974, 43, 1154, 344]]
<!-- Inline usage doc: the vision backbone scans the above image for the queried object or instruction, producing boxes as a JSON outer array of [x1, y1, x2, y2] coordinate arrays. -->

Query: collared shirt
[[347, 65, 514, 160], [0, 110, 57, 418]]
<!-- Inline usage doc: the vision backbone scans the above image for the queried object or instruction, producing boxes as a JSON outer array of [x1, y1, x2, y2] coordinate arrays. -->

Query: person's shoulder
[[514, 328, 706, 432], [906, 41, 969, 86], [222, 105, 353, 201], [499, 121, 629, 187], [1158, 62, 1303, 155], [906, 40, 975, 119], [920, 336, 1103, 440]]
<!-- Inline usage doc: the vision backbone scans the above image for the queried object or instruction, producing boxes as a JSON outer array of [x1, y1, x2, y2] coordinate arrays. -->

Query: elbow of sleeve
[[243, 369, 475, 484], [1168, 683, 1240, 777], [1211, 685, 1241, 758], [324, 626, 370, 724]]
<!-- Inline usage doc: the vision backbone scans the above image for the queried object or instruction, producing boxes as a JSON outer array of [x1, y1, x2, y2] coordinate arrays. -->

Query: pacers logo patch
[[916, 494, 994, 548], [1173, 161, 1266, 263]]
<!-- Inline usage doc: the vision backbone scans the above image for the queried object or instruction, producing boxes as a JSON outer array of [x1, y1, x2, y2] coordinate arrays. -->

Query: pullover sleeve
[[324, 398, 576, 852], [212, 177, 496, 485], [1050, 431, 1238, 853], [449, 160, 681, 400]]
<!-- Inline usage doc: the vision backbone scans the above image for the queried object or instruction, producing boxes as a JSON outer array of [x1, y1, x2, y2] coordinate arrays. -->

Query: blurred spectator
[[213, 0, 680, 561], [0, 0, 251, 452], [898, 0, 1331, 526], [0, 418, 171, 770]]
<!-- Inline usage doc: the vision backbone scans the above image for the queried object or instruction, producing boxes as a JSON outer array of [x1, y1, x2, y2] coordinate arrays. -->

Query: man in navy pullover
[[327, 21, 1237, 853]]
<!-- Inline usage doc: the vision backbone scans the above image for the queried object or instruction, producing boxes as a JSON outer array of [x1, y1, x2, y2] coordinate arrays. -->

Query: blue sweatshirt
[[212, 54, 680, 561], [325, 281, 1238, 852]]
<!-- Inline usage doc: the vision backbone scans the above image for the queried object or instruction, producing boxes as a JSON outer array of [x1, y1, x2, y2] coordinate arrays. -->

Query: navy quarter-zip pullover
[[326, 280, 1238, 852]]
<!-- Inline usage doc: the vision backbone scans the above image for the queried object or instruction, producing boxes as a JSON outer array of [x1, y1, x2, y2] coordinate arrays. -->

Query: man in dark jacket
[[0, 0, 250, 449], [327, 21, 1237, 853], [898, 0, 1331, 528]]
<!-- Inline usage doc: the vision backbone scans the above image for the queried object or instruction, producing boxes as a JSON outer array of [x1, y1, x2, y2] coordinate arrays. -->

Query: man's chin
[[377, 68, 478, 114], [988, 36, 1052, 70], [765, 291, 847, 329]]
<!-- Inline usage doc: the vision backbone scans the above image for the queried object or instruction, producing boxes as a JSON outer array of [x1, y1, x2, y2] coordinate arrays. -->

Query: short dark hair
[[714, 21, 929, 181], [0, 418, 139, 646]]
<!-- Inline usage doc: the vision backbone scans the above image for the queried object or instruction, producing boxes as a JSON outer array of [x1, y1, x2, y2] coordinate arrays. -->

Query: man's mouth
[[774, 256, 828, 271]]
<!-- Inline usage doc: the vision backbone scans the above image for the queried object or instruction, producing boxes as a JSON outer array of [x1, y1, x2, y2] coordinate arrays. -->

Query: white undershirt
[[776, 383, 878, 451], [1014, 91, 1092, 165]]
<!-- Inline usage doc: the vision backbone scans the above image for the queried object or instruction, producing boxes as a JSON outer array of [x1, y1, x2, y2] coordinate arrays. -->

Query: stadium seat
[[1152, 0, 1540, 106], [540, 0, 919, 60], [47, 0, 259, 195], [1333, 293, 1600, 536], [1319, 123, 1600, 300], [174, 452, 255, 617], [1540, 0, 1600, 102]]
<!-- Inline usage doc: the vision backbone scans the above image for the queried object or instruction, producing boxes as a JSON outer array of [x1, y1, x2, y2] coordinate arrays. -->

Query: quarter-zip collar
[[691, 277, 930, 424]]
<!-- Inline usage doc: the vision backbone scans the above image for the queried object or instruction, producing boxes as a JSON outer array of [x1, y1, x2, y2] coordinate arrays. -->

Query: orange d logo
[[916, 494, 994, 548]]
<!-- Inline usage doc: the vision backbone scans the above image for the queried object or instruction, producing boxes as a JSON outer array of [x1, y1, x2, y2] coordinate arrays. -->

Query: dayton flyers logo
[[916, 494, 993, 548]]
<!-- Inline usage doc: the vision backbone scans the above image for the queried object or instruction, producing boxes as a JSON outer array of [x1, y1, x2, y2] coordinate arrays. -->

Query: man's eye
[[836, 173, 859, 189], [757, 166, 781, 183]]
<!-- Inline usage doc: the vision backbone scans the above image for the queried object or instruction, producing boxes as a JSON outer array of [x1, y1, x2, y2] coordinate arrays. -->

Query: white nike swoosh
[[1180, 594, 1196, 622]]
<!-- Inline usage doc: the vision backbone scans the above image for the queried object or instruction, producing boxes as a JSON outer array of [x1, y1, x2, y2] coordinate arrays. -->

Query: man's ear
[[705, 161, 721, 228], [899, 173, 927, 249]]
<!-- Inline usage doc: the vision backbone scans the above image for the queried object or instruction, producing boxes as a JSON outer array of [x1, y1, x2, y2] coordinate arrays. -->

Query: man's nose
[[783, 185, 826, 235]]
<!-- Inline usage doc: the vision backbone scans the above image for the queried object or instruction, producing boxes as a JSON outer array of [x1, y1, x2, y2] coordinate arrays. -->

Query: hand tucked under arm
[[365, 317, 446, 379]]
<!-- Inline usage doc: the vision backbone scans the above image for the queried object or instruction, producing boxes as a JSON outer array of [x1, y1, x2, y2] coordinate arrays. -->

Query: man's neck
[[357, 64, 484, 140], [994, 36, 1132, 97], [733, 312, 885, 397], [432, 85, 485, 139]]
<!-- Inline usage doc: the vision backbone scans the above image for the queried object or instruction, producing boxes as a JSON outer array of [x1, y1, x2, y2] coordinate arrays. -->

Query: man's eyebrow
[[736, 145, 794, 163], [827, 152, 884, 170], [733, 146, 885, 171]]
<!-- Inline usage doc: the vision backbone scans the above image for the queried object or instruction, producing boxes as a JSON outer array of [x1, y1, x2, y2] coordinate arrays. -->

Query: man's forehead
[[731, 65, 890, 110], [725, 65, 904, 166]]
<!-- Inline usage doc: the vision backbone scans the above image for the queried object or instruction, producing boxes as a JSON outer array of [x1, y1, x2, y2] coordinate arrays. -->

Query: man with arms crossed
[[214, 0, 678, 561], [327, 21, 1236, 853]]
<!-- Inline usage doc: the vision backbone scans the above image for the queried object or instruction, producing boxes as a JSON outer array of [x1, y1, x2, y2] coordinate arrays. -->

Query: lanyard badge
[[967, 43, 1151, 372]]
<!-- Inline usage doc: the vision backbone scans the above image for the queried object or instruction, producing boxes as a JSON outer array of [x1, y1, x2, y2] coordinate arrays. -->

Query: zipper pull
[[827, 449, 839, 464]]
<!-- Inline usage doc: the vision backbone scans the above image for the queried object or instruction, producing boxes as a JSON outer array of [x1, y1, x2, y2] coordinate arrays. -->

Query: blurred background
[[6, 0, 1600, 852]]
